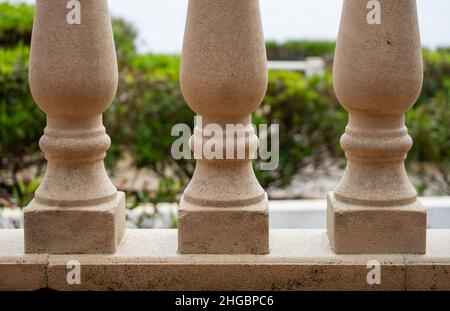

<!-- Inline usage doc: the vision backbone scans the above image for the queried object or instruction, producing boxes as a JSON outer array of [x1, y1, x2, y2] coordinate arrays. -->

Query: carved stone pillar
[[327, 0, 426, 253], [24, 0, 125, 254], [178, 0, 269, 254]]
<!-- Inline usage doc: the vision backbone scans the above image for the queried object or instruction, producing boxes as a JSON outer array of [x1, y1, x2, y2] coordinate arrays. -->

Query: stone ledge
[[1, 229, 450, 290], [0, 230, 47, 291]]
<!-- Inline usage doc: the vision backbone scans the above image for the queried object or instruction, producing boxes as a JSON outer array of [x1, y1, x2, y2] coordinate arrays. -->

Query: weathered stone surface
[[0, 230, 47, 291], [2, 229, 450, 291], [46, 229, 406, 291], [327, 193, 426, 254], [405, 230, 450, 290], [24, 192, 126, 254], [178, 196, 269, 254], [178, 0, 269, 254], [328, 0, 426, 253], [24, 0, 125, 253]]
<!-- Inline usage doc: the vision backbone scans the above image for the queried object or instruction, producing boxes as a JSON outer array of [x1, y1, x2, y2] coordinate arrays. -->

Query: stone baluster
[[24, 0, 125, 253], [178, 0, 269, 254], [327, 0, 426, 253]]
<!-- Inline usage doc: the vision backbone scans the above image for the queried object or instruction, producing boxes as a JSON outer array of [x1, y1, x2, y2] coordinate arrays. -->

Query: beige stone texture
[[327, 193, 426, 254], [24, 0, 125, 253], [178, 0, 269, 254], [0, 230, 47, 291], [46, 229, 406, 291], [24, 192, 126, 254], [328, 0, 426, 253], [405, 230, 450, 290], [2, 229, 450, 291], [178, 196, 269, 254]]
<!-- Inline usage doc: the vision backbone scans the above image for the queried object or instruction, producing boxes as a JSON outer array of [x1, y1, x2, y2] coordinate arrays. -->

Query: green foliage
[[106, 51, 194, 179], [112, 17, 138, 64], [406, 48, 450, 166], [0, 44, 45, 165], [437, 46, 450, 53], [106, 18, 195, 181], [418, 48, 450, 106], [0, 1, 33, 46], [266, 40, 336, 61], [254, 70, 345, 186], [11, 175, 40, 207], [408, 92, 450, 164], [125, 177, 184, 210]]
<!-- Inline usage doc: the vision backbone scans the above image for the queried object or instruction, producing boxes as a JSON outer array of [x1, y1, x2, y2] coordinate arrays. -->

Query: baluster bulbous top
[[333, 0, 423, 116], [180, 0, 268, 122], [29, 0, 118, 118]]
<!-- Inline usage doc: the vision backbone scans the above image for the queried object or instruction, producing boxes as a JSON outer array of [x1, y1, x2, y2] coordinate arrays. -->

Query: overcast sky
[[17, 0, 450, 53]]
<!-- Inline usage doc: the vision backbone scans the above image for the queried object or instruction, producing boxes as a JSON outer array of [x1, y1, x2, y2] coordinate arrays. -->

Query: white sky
[[16, 0, 450, 53]]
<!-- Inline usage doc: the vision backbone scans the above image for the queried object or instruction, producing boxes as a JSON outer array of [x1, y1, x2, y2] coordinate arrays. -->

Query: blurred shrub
[[106, 51, 195, 180], [0, 44, 45, 172], [0, 2, 33, 46], [418, 48, 450, 106], [266, 40, 336, 64], [408, 93, 450, 163], [254, 70, 345, 186], [408, 49, 450, 166]]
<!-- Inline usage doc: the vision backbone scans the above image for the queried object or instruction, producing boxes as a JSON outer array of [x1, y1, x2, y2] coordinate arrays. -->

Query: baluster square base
[[24, 192, 126, 254], [327, 192, 427, 254], [178, 196, 269, 254]]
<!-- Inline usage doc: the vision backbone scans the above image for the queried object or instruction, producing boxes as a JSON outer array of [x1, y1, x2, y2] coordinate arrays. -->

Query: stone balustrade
[[178, 0, 269, 254], [24, 0, 125, 254], [1, 0, 449, 291], [327, 0, 427, 253]]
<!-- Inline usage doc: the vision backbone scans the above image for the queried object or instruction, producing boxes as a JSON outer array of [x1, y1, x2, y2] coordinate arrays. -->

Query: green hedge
[[0, 2, 33, 46], [0, 44, 44, 166], [406, 49, 450, 165], [266, 40, 336, 61]]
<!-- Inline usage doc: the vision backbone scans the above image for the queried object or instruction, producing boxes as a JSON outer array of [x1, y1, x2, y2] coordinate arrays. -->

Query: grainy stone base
[[0, 230, 47, 291], [1, 229, 450, 291], [24, 192, 126, 254], [327, 192, 427, 254], [178, 196, 269, 254]]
